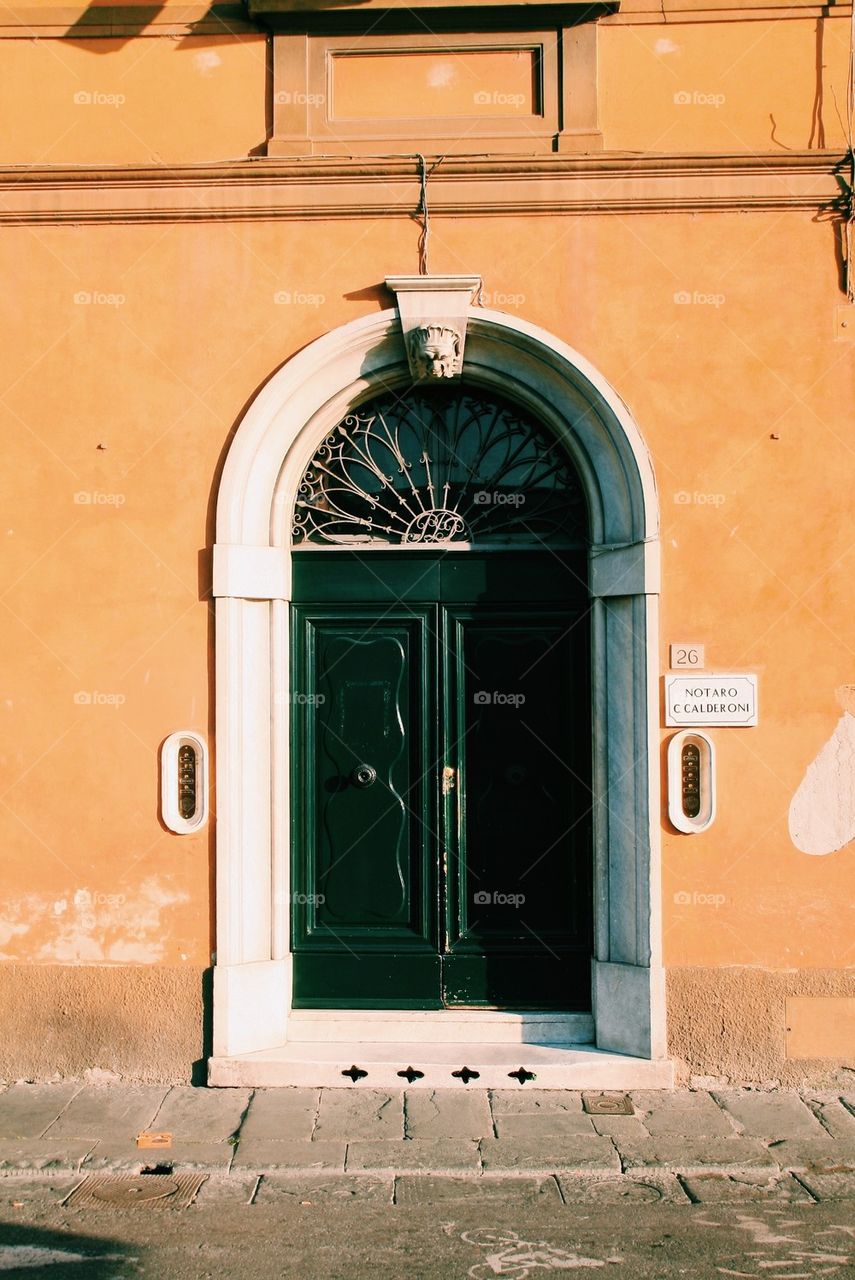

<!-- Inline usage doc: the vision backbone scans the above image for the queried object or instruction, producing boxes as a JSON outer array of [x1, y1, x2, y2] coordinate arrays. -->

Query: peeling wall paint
[[0, 878, 190, 964], [789, 687, 855, 856]]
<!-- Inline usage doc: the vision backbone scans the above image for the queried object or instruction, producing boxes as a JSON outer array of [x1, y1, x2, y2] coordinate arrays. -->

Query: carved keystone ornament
[[408, 324, 462, 379], [385, 275, 481, 383]]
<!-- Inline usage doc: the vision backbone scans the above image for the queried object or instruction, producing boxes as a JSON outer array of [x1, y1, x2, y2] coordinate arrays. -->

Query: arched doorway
[[210, 304, 667, 1083], [290, 384, 592, 1011]]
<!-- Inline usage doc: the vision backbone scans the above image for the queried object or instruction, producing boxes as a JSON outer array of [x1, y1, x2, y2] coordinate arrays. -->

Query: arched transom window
[[292, 388, 586, 547]]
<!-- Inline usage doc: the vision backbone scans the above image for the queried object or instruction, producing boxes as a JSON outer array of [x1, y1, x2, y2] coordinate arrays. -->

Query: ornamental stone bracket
[[385, 275, 482, 382]]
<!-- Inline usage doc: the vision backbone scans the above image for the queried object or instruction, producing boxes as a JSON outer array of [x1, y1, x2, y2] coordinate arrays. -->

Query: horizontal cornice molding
[[607, 0, 851, 20], [0, 152, 845, 223], [0, 0, 848, 35]]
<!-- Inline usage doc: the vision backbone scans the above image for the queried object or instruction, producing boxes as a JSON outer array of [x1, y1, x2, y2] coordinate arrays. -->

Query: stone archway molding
[[211, 303, 665, 1066]]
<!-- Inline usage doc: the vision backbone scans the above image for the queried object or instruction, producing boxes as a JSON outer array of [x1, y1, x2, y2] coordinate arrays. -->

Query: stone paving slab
[[557, 1174, 690, 1205], [404, 1090, 491, 1140], [192, 1175, 259, 1204], [238, 1088, 319, 1142], [479, 1135, 620, 1175], [346, 1139, 480, 1174], [493, 1112, 596, 1140], [765, 1139, 855, 1172], [314, 1090, 403, 1141], [0, 1140, 94, 1172], [615, 1137, 778, 1173], [589, 1115, 648, 1141], [80, 1140, 235, 1172], [797, 1169, 855, 1201], [804, 1098, 855, 1141], [489, 1090, 584, 1115], [395, 1174, 561, 1205], [231, 1139, 346, 1173], [0, 1083, 82, 1139], [255, 1175, 392, 1204], [715, 1091, 828, 1139], [631, 1091, 734, 1138], [151, 1086, 251, 1141], [44, 1086, 169, 1140], [680, 1172, 815, 1204]]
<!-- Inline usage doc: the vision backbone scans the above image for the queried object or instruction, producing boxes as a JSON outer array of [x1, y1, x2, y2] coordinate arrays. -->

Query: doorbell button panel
[[161, 731, 208, 833], [667, 730, 716, 833]]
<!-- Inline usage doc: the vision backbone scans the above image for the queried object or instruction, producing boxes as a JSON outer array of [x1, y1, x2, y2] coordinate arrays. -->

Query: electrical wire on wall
[[846, 0, 855, 301], [414, 153, 444, 275]]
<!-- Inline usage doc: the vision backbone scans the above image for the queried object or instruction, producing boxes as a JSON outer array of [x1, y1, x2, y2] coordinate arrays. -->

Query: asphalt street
[[1, 1176, 854, 1280]]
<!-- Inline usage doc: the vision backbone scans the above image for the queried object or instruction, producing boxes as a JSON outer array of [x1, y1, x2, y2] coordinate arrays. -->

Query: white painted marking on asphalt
[[462, 1227, 605, 1275]]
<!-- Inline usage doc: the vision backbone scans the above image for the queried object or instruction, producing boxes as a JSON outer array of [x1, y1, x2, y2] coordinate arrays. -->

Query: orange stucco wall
[[3, 212, 851, 964], [0, 14, 849, 162], [1, 3, 853, 1080], [599, 17, 851, 152]]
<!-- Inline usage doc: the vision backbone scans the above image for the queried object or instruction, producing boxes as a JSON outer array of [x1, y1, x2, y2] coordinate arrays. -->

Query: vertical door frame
[[211, 307, 664, 1063]]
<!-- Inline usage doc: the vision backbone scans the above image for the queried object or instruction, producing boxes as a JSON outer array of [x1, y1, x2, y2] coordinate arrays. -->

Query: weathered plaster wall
[[0, 4, 853, 1080], [668, 968, 855, 1087], [0, 965, 206, 1082], [1, 211, 852, 1081]]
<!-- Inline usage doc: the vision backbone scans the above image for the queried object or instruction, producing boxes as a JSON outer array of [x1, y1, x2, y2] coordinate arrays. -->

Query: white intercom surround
[[161, 732, 208, 834], [667, 730, 716, 833]]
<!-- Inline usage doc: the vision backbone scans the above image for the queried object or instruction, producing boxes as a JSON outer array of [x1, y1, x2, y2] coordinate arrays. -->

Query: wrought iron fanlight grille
[[292, 389, 586, 547]]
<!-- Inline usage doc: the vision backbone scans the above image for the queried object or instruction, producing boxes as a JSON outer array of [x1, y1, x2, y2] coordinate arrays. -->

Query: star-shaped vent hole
[[507, 1068, 536, 1084], [451, 1067, 481, 1084], [341, 1065, 368, 1082]]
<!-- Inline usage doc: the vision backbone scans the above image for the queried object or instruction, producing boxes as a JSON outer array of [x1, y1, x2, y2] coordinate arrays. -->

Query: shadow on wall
[[60, 5, 275, 150], [65, 3, 167, 42], [62, 2, 257, 46]]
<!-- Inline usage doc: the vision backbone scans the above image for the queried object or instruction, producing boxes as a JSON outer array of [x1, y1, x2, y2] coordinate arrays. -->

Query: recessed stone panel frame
[[211, 307, 664, 1065], [269, 23, 602, 155]]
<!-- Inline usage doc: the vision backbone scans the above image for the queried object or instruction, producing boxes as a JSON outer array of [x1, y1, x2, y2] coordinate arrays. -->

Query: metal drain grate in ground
[[63, 1172, 207, 1210], [582, 1092, 634, 1116]]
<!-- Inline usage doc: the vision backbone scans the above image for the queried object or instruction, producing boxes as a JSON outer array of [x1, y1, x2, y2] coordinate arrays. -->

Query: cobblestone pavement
[[0, 1082, 854, 1208]]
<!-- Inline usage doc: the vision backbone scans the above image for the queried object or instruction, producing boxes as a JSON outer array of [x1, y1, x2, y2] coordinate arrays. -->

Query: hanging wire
[[414, 153, 445, 276], [846, 0, 855, 301], [415, 153, 430, 275]]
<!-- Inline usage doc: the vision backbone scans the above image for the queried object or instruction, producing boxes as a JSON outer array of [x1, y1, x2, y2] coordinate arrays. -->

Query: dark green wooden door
[[291, 552, 591, 1010]]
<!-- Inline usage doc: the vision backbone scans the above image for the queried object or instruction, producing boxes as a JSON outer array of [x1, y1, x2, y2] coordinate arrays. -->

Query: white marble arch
[[211, 306, 665, 1065]]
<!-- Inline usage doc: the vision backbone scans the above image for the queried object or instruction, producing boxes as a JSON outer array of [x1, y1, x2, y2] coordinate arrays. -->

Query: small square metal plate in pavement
[[582, 1093, 634, 1116], [63, 1173, 206, 1210]]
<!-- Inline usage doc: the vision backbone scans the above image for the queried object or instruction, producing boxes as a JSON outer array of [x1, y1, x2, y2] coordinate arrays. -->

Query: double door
[[290, 552, 591, 1009]]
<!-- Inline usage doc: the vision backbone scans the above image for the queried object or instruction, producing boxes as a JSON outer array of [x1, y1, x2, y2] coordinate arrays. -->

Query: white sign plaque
[[665, 674, 758, 726]]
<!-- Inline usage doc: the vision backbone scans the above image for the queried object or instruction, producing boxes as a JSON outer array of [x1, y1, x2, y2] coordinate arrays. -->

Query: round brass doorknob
[[351, 764, 377, 788]]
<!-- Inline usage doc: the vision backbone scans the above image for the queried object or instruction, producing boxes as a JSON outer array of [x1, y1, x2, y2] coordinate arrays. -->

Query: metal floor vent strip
[[63, 1172, 207, 1210]]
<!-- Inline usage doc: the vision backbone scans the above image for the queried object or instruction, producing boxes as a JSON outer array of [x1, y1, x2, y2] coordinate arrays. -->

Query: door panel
[[291, 608, 440, 1007], [442, 610, 591, 1008], [291, 552, 591, 1011]]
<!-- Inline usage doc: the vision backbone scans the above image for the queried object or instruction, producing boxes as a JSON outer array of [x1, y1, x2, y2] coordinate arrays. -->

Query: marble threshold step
[[208, 1042, 675, 1089], [285, 1009, 595, 1045]]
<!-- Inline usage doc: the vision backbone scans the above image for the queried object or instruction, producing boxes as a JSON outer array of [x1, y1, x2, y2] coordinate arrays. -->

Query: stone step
[[208, 1043, 674, 1090], [286, 1010, 595, 1045]]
